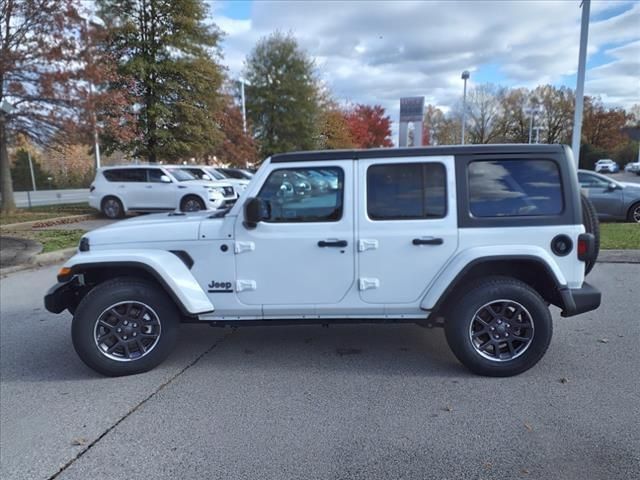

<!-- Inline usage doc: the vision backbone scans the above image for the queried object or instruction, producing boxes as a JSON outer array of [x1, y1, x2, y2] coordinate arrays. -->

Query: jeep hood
[[86, 212, 219, 246]]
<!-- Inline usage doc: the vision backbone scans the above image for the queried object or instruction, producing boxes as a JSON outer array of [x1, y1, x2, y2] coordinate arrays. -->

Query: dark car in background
[[578, 170, 640, 223]]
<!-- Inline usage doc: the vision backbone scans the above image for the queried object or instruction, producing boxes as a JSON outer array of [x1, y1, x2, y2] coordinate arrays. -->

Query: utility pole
[[27, 150, 37, 191], [240, 78, 247, 134], [85, 19, 101, 169], [571, 0, 591, 167], [461, 70, 470, 145]]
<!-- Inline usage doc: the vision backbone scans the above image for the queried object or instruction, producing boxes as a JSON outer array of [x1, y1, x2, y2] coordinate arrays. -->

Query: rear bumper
[[559, 282, 601, 317]]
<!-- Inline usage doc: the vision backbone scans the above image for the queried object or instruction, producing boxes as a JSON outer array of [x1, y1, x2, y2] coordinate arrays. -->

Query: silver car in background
[[578, 170, 640, 223]]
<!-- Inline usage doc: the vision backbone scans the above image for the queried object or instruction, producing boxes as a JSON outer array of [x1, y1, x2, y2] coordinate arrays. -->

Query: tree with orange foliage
[[209, 100, 259, 168], [345, 104, 393, 149], [0, 0, 126, 212]]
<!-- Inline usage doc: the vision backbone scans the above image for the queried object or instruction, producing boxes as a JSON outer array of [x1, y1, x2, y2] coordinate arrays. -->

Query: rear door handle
[[412, 237, 443, 246], [318, 240, 348, 248]]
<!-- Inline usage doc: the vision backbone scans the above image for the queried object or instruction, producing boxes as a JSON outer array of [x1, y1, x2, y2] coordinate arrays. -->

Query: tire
[[444, 276, 552, 377], [72, 278, 180, 376], [627, 202, 640, 224], [101, 196, 124, 219], [180, 195, 205, 212], [580, 193, 600, 275]]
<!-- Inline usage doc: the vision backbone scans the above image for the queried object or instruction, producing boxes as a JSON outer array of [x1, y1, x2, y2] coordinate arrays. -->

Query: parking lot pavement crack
[[46, 329, 235, 480]]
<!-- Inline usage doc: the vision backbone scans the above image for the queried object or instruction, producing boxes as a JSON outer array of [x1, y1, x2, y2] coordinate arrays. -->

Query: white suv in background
[[178, 166, 251, 193], [89, 165, 238, 219]]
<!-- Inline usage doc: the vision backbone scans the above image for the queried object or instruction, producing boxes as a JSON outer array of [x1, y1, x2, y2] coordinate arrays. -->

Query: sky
[[210, 0, 639, 140]]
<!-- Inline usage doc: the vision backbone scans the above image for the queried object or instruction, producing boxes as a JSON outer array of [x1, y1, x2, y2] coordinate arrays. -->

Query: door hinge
[[236, 280, 257, 292], [235, 241, 255, 254], [359, 278, 380, 291], [358, 239, 379, 252]]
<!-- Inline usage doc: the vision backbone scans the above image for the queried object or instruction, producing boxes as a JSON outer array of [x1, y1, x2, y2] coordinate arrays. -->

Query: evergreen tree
[[244, 32, 320, 157], [97, 0, 224, 162], [10, 149, 49, 191]]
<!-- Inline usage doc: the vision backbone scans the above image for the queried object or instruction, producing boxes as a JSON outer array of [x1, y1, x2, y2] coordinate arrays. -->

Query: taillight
[[577, 233, 595, 261], [578, 238, 588, 257]]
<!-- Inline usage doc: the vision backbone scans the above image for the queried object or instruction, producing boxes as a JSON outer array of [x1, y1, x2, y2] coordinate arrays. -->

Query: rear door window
[[367, 163, 446, 220], [468, 160, 563, 217], [103, 169, 146, 182]]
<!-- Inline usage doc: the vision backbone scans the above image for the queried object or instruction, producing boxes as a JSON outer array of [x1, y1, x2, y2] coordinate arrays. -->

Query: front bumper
[[44, 277, 81, 314], [559, 282, 601, 317]]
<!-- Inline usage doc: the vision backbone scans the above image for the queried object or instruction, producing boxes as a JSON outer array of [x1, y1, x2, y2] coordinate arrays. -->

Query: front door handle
[[412, 237, 443, 246], [318, 240, 348, 248]]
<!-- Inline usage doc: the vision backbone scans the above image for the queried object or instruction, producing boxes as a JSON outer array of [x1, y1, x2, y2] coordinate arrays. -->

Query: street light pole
[[461, 70, 470, 145], [240, 78, 247, 134], [571, 0, 591, 167], [27, 150, 37, 192], [528, 112, 534, 144]]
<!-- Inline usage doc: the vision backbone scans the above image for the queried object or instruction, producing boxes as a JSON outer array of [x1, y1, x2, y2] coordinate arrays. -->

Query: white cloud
[[211, 0, 640, 141]]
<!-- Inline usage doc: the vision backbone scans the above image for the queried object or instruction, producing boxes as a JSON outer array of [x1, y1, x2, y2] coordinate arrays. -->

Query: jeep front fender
[[420, 246, 566, 311], [60, 250, 214, 315]]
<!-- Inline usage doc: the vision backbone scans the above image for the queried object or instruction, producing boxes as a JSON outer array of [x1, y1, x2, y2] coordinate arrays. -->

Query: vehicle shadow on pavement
[[195, 323, 468, 378], [0, 319, 223, 383]]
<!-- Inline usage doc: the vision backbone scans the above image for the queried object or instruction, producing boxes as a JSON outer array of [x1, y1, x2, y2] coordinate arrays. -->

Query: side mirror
[[607, 182, 618, 191], [202, 174, 212, 181], [160, 175, 172, 183], [244, 197, 269, 229]]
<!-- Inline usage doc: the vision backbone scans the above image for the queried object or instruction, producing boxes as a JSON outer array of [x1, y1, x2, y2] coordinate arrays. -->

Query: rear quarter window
[[468, 160, 563, 217], [103, 169, 146, 182]]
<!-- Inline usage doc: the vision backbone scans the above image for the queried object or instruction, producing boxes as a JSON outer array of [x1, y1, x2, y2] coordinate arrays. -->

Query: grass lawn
[[600, 223, 640, 250], [0, 203, 94, 226], [2, 228, 85, 253]]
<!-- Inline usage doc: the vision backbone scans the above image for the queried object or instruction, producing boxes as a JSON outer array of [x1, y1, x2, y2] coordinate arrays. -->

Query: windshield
[[166, 168, 197, 182]]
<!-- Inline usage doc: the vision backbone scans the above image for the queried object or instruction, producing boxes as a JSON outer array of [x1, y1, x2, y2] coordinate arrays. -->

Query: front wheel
[[444, 277, 552, 377], [180, 195, 205, 212], [72, 278, 180, 376], [628, 202, 640, 224]]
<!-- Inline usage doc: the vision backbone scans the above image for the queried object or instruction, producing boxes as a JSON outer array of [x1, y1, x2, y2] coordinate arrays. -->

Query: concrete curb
[[0, 247, 77, 277], [0, 214, 96, 231], [597, 249, 640, 264]]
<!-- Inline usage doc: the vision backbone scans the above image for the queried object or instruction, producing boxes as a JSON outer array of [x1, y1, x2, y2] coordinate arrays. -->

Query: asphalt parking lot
[[1, 262, 639, 480], [610, 170, 640, 184]]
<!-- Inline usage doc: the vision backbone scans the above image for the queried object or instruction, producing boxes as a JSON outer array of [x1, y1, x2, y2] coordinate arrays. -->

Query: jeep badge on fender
[[45, 144, 601, 377]]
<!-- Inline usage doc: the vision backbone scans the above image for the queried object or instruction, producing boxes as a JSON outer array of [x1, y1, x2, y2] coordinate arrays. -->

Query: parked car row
[[624, 160, 640, 175], [578, 170, 640, 223], [89, 165, 253, 218]]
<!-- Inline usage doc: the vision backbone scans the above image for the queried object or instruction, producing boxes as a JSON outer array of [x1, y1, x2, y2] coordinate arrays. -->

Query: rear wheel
[[72, 278, 179, 376], [101, 196, 124, 219], [180, 195, 205, 212], [444, 277, 552, 377], [581, 193, 600, 275], [627, 202, 640, 224]]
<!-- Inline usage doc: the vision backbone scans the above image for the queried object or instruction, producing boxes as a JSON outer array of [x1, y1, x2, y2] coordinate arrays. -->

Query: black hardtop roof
[[270, 144, 566, 163]]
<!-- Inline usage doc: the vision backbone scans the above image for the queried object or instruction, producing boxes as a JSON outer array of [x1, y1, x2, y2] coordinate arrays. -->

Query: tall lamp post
[[460, 70, 470, 145], [524, 99, 541, 144], [571, 0, 591, 167], [238, 78, 247, 134]]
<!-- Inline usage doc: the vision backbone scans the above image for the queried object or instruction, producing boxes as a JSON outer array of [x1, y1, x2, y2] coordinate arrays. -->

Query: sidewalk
[[597, 249, 640, 264]]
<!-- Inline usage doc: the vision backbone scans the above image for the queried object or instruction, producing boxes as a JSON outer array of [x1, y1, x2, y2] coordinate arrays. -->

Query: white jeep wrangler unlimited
[[45, 145, 601, 377]]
